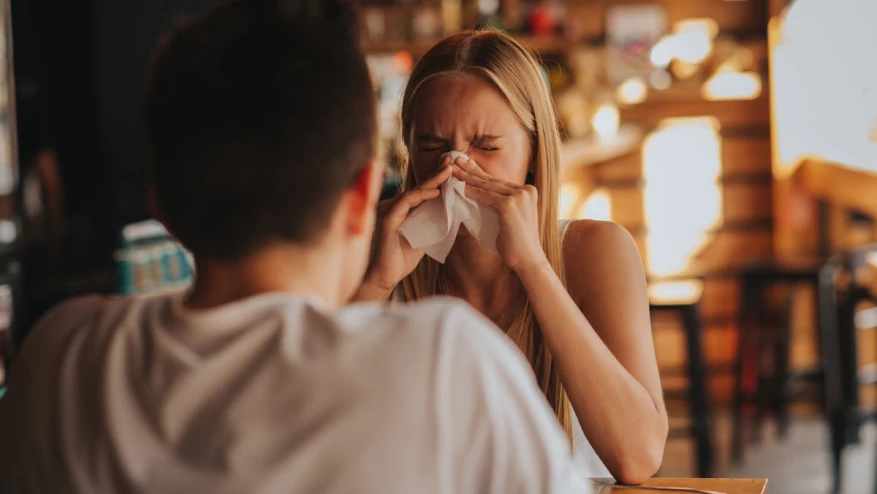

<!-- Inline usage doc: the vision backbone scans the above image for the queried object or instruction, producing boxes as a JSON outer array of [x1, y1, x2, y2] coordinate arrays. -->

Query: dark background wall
[[12, 0, 220, 253], [89, 0, 220, 225], [10, 0, 220, 327]]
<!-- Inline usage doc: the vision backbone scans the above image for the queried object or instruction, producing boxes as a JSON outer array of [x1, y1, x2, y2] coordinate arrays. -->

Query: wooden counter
[[775, 157, 877, 259], [789, 158, 877, 220], [592, 478, 768, 494]]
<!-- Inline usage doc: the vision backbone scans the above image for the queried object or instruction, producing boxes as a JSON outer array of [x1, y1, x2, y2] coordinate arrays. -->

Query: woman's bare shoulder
[[563, 220, 637, 258], [561, 220, 645, 299]]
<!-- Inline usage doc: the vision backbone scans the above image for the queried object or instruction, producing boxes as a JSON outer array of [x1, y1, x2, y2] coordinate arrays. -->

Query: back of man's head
[[143, 0, 376, 260]]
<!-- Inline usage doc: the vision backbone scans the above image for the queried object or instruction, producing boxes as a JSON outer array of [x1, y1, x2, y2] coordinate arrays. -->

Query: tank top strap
[[558, 219, 574, 244]]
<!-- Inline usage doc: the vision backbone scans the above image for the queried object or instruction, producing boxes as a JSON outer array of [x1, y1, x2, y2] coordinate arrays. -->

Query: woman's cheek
[[411, 152, 440, 182]]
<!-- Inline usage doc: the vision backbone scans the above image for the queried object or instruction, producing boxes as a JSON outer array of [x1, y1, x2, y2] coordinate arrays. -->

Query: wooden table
[[591, 478, 768, 494]]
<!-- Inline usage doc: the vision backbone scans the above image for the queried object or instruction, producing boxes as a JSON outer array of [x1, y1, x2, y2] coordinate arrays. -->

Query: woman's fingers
[[383, 188, 440, 228], [455, 156, 492, 181], [461, 184, 505, 208], [452, 164, 516, 195], [455, 157, 521, 189], [419, 160, 454, 190]]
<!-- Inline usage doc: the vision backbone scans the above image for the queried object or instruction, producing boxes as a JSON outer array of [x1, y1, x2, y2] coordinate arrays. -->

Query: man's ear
[[346, 160, 384, 236]]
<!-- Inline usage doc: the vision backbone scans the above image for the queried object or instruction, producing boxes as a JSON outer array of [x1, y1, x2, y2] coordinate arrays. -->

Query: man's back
[[0, 293, 587, 493]]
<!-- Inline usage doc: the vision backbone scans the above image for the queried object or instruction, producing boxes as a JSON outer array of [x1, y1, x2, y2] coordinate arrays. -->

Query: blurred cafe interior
[[4, 0, 877, 492]]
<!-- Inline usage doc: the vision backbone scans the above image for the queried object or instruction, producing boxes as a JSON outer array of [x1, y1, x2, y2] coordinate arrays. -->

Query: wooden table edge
[[592, 478, 768, 494]]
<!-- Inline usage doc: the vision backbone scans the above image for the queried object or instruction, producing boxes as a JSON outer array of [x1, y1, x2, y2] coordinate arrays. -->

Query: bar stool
[[649, 279, 713, 478], [817, 244, 877, 494], [732, 261, 822, 461]]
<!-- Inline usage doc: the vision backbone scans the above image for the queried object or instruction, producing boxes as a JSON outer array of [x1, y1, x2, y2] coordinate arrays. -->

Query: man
[[0, 1, 590, 492]]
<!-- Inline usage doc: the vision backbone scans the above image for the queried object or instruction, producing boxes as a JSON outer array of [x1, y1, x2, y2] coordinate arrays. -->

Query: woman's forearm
[[516, 262, 667, 484], [350, 276, 394, 303]]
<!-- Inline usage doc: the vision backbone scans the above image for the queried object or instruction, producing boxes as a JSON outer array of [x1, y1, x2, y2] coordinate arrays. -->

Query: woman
[[356, 31, 667, 484]]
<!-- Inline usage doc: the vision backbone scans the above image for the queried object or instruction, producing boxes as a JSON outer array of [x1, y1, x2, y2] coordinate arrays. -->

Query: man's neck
[[185, 243, 347, 310]]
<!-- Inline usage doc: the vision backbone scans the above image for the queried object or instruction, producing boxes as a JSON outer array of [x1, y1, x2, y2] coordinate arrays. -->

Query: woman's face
[[409, 75, 533, 185]]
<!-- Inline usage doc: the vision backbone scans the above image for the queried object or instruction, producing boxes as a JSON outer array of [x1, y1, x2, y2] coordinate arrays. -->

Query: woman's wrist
[[352, 279, 393, 302], [354, 269, 397, 302], [509, 253, 553, 278]]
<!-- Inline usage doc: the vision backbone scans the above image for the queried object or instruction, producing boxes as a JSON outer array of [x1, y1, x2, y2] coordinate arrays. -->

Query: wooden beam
[[791, 158, 877, 219]]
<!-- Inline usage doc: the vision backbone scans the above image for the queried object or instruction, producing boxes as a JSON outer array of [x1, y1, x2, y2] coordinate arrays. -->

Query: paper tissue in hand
[[399, 151, 500, 263]]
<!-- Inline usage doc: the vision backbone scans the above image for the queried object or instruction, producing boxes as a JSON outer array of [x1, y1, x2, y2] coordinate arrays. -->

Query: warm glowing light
[[560, 184, 580, 219], [616, 77, 648, 105], [643, 117, 723, 277], [703, 71, 762, 100], [649, 36, 674, 68], [672, 30, 713, 64], [592, 103, 620, 140], [772, 0, 877, 176], [649, 18, 718, 69], [674, 18, 719, 39], [671, 61, 699, 80], [649, 280, 704, 305], [578, 189, 612, 221]]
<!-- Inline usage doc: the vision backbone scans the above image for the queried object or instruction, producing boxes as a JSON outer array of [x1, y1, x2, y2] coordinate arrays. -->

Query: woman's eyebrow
[[472, 135, 502, 143], [415, 134, 446, 143]]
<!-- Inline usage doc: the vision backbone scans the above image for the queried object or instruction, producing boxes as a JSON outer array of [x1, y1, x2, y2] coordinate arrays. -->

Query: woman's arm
[[449, 160, 667, 482], [516, 220, 667, 485]]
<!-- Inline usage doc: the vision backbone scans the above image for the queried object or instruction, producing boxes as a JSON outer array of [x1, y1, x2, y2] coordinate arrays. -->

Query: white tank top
[[559, 220, 612, 479]]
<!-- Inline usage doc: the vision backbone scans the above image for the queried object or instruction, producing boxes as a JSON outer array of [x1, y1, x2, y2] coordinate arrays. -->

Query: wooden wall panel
[[695, 229, 774, 270], [723, 182, 772, 223], [700, 277, 740, 319], [607, 185, 645, 228], [722, 136, 772, 176], [621, 97, 771, 130], [595, 154, 642, 182]]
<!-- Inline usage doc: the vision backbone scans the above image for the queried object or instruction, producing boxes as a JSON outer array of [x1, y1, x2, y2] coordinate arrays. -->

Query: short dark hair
[[143, 0, 376, 260]]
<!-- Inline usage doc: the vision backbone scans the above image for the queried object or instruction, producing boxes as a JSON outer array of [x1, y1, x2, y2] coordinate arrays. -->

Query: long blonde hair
[[398, 30, 572, 441]]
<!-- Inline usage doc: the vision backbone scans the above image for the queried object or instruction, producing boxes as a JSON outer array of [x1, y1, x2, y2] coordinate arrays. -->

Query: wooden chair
[[732, 261, 822, 461], [818, 245, 877, 494], [649, 279, 713, 478]]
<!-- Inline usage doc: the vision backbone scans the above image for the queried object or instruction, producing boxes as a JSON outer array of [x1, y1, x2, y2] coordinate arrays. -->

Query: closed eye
[[416, 135, 447, 153], [473, 135, 501, 152]]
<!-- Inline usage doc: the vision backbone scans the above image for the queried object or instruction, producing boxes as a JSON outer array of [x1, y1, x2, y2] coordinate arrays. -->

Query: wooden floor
[[659, 412, 876, 494]]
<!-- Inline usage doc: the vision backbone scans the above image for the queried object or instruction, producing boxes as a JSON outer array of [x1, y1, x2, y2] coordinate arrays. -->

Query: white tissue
[[399, 151, 500, 263]]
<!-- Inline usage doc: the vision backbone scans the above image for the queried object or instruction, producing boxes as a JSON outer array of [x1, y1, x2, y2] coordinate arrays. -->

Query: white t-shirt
[[0, 292, 591, 494]]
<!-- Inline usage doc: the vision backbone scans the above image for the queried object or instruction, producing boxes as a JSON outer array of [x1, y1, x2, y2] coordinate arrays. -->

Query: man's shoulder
[[24, 293, 172, 352], [38, 293, 164, 326], [382, 296, 483, 323], [357, 297, 506, 344], [359, 297, 527, 371], [339, 297, 517, 363]]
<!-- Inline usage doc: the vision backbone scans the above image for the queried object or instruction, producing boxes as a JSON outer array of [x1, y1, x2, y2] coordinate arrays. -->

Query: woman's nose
[[450, 144, 471, 156], [449, 135, 471, 155]]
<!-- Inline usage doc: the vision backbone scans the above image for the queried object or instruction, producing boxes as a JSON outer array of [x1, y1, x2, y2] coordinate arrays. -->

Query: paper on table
[[399, 151, 500, 263]]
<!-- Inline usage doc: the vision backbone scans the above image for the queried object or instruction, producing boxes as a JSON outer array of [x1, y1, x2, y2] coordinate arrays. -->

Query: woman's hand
[[451, 157, 549, 273], [358, 159, 454, 300]]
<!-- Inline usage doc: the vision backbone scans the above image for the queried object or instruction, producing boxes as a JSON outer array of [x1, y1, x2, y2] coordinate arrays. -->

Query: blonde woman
[[356, 31, 667, 484]]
